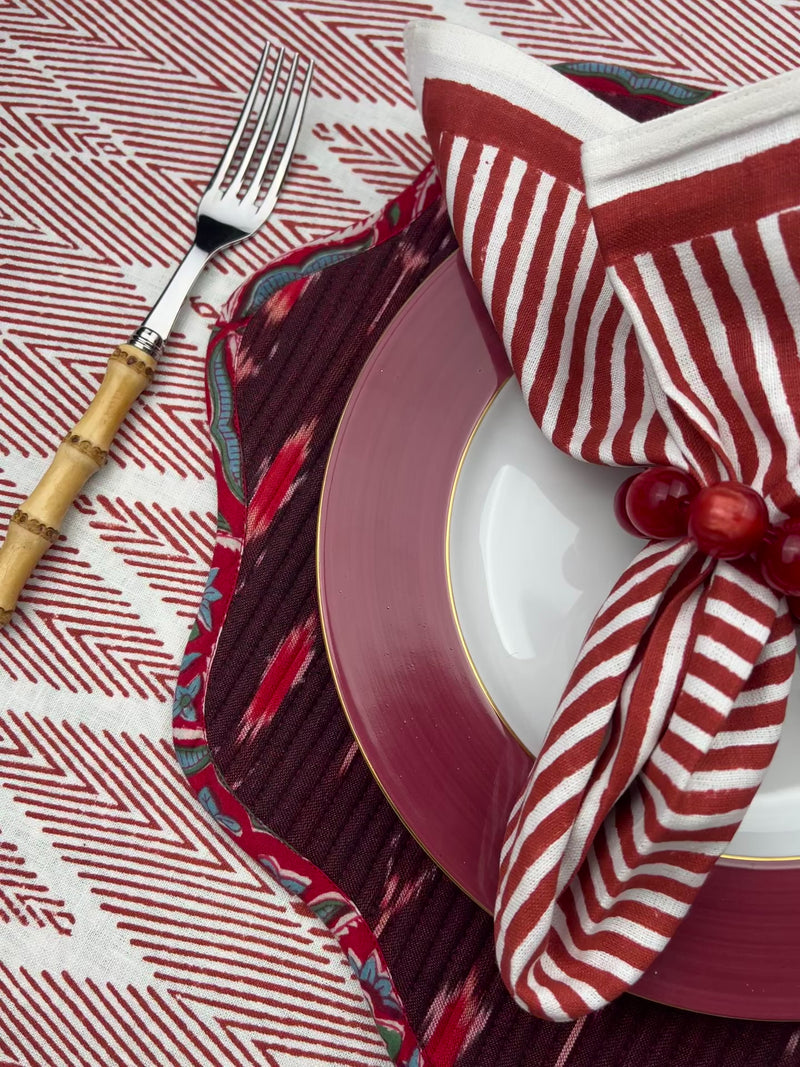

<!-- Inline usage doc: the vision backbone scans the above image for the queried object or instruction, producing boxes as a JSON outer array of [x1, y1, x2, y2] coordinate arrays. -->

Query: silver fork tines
[[133, 41, 314, 355], [222, 45, 288, 201]]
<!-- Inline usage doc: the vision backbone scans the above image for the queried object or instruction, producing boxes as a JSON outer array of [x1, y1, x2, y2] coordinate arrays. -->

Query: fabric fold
[[405, 19, 800, 1020]]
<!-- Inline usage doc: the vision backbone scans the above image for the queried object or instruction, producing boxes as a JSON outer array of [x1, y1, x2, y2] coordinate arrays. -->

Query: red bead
[[759, 519, 800, 595], [624, 466, 699, 540], [687, 482, 768, 559], [613, 475, 644, 537]]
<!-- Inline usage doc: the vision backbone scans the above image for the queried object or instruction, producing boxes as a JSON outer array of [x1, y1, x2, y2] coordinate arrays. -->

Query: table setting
[[5, 2, 800, 1065]]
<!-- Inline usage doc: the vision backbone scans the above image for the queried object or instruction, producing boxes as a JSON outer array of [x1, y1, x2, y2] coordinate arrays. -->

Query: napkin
[[406, 20, 800, 1020]]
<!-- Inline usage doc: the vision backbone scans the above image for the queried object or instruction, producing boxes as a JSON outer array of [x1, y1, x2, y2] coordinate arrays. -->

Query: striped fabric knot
[[405, 21, 800, 1019]]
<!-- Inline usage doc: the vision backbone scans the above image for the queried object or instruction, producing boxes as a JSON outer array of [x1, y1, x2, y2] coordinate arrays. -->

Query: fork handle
[[0, 344, 157, 626]]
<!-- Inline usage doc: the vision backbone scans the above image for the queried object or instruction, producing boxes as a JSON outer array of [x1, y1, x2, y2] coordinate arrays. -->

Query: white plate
[[449, 378, 800, 859]]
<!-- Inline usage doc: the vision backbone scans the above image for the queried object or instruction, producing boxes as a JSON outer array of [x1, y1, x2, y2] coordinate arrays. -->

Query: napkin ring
[[615, 465, 800, 600]]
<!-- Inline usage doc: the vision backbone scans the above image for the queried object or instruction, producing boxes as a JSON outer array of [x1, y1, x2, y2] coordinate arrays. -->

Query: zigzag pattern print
[[0, 711, 389, 1066], [86, 495, 216, 619], [465, 0, 800, 87], [313, 123, 431, 195], [0, 834, 74, 935], [8, 1, 800, 1062]]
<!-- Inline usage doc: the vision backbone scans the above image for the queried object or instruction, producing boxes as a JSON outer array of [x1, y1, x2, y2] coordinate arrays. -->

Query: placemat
[[178, 74, 800, 1066]]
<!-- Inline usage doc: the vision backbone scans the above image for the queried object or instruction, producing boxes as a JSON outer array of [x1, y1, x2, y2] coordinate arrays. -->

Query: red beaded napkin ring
[[614, 466, 800, 605]]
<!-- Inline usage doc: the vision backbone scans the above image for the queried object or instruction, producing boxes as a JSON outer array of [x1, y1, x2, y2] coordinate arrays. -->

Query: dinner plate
[[317, 252, 800, 1020]]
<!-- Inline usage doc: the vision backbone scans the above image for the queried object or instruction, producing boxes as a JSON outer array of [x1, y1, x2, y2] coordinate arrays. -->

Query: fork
[[0, 41, 313, 627]]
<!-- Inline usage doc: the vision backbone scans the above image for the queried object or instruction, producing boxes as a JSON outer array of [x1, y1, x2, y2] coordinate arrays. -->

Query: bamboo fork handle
[[0, 344, 157, 627]]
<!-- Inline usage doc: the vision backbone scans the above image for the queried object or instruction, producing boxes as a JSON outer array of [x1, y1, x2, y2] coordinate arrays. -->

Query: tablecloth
[[5, 3, 800, 1065]]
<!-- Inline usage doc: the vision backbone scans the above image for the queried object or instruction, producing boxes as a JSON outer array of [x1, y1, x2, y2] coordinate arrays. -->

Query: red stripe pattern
[[408, 23, 800, 1019], [421, 76, 678, 470]]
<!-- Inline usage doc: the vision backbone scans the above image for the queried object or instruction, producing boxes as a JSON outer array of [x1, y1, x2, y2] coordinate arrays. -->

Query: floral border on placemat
[[173, 163, 440, 1067]]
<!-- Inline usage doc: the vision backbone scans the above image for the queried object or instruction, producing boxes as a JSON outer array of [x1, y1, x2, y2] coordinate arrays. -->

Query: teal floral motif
[[208, 341, 245, 502], [180, 650, 200, 672], [198, 568, 222, 630], [378, 1025, 402, 1062], [404, 1051, 420, 1067], [198, 786, 242, 835], [348, 949, 403, 1017], [172, 674, 201, 721], [259, 855, 312, 895], [245, 238, 372, 314], [308, 893, 353, 926], [554, 60, 714, 104], [175, 743, 211, 775]]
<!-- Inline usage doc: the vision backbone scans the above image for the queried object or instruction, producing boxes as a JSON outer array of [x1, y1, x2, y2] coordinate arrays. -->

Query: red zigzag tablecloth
[[4, 2, 800, 1065]]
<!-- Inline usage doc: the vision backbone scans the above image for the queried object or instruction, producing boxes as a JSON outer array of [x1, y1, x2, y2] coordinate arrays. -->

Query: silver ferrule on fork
[[127, 326, 164, 358]]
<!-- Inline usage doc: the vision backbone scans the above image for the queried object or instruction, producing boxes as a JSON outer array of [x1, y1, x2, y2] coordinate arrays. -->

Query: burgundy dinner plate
[[317, 253, 800, 1020]]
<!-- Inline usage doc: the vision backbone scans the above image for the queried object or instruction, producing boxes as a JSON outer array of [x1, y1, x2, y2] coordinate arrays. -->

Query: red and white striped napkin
[[406, 20, 800, 1020]]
